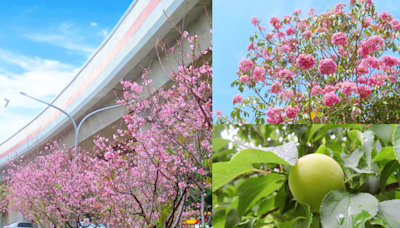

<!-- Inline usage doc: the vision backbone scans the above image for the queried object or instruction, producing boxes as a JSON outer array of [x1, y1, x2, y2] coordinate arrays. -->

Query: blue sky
[[0, 0, 132, 143], [213, 0, 400, 121]]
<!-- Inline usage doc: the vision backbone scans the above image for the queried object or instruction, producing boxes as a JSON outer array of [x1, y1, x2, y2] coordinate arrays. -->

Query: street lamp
[[20, 92, 126, 157]]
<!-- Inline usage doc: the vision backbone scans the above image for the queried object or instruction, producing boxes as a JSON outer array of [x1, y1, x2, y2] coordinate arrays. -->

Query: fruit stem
[[253, 169, 271, 174]]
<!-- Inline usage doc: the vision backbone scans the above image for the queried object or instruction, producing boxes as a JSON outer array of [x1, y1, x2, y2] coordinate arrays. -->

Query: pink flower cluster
[[239, 75, 251, 84], [286, 105, 300, 119], [323, 92, 339, 107], [311, 86, 324, 96], [381, 55, 399, 67], [286, 27, 295, 36], [324, 85, 336, 93], [318, 58, 337, 75], [391, 19, 400, 30], [233, 94, 244, 104], [297, 54, 316, 70], [279, 69, 294, 81], [253, 66, 266, 82], [266, 107, 284, 124], [358, 85, 372, 98], [270, 17, 282, 29], [358, 35, 384, 58], [332, 32, 347, 46], [302, 30, 313, 39], [239, 58, 254, 72], [251, 16, 260, 26], [341, 80, 357, 95], [271, 82, 283, 93]]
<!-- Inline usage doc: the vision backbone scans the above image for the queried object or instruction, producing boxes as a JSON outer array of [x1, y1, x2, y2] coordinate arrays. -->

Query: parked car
[[3, 222, 33, 228]]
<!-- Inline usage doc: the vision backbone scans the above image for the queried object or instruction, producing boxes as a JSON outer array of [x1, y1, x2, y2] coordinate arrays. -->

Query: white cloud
[[24, 22, 96, 57], [90, 22, 98, 27], [0, 49, 78, 142]]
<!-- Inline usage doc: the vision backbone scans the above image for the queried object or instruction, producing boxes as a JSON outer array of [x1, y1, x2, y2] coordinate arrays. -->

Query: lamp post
[[20, 92, 126, 157]]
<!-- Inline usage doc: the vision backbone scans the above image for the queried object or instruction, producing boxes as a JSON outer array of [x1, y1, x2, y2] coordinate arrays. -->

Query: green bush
[[213, 124, 400, 228]]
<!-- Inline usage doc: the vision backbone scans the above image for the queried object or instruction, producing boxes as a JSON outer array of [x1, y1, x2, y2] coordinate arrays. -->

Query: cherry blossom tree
[[4, 22, 212, 227], [5, 144, 105, 227], [217, 0, 400, 124]]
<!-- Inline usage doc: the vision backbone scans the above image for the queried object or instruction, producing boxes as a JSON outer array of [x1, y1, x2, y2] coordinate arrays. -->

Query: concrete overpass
[[0, 0, 211, 224]]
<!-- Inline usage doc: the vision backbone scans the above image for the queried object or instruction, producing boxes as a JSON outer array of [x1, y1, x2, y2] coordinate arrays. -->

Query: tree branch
[[376, 182, 399, 195], [260, 207, 279, 219]]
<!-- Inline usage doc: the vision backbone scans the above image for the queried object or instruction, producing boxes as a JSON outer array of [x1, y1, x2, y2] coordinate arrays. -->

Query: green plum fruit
[[288, 153, 345, 212]]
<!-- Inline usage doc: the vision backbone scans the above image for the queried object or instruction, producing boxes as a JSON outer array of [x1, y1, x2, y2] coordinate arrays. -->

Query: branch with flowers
[[216, 0, 400, 124]]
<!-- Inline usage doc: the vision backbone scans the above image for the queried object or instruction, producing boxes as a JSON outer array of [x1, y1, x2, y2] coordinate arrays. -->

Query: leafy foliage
[[213, 124, 400, 227]]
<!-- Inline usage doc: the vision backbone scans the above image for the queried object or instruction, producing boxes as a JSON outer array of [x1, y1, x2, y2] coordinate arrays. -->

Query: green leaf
[[308, 124, 326, 141], [363, 131, 374, 167], [391, 125, 400, 163], [213, 142, 298, 192], [225, 197, 239, 216], [225, 208, 240, 228], [379, 160, 399, 193], [369, 125, 392, 146], [348, 130, 364, 145], [230, 141, 298, 166], [309, 125, 363, 142], [279, 217, 306, 228], [342, 148, 373, 174], [316, 137, 333, 157], [213, 209, 227, 228], [257, 195, 276, 216], [237, 174, 284, 216], [373, 200, 400, 227], [213, 138, 230, 152], [212, 162, 254, 192], [373, 147, 395, 163], [275, 183, 287, 214], [298, 203, 313, 228], [238, 219, 256, 228], [310, 214, 320, 228], [320, 190, 378, 228]]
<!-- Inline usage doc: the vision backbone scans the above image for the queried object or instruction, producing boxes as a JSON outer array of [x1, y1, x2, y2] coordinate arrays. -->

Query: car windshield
[[17, 223, 33, 227]]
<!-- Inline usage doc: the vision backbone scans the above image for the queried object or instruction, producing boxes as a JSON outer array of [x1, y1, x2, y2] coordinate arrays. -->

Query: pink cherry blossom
[[341, 80, 357, 95], [311, 86, 324, 96], [324, 85, 336, 93], [302, 30, 313, 39], [286, 105, 300, 118], [239, 58, 254, 72], [323, 92, 339, 107], [297, 54, 316, 70], [253, 66, 266, 82], [271, 81, 283, 93], [266, 107, 284, 124], [286, 27, 295, 36], [318, 58, 337, 75], [381, 55, 398, 67], [391, 19, 400, 30], [332, 32, 347, 46], [233, 94, 244, 104], [251, 16, 260, 26], [357, 85, 372, 98], [239, 75, 251, 84], [279, 69, 294, 81], [270, 17, 281, 29]]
